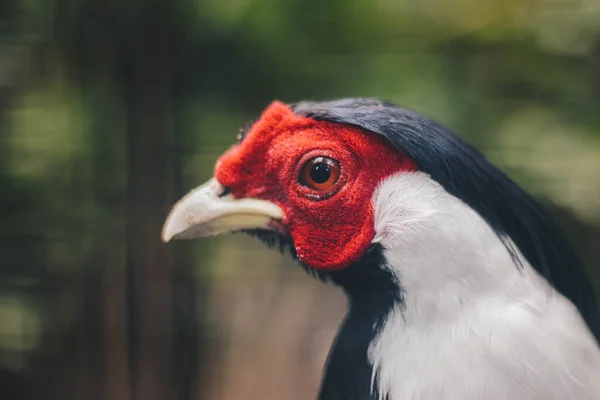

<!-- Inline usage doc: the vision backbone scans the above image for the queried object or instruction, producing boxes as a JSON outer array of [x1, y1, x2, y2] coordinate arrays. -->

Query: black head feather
[[237, 119, 255, 143], [292, 97, 600, 343]]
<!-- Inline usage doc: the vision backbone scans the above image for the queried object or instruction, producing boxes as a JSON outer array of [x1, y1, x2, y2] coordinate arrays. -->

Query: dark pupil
[[310, 163, 331, 184]]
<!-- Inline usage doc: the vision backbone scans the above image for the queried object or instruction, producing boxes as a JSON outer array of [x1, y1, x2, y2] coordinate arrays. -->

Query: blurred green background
[[1, 0, 599, 399]]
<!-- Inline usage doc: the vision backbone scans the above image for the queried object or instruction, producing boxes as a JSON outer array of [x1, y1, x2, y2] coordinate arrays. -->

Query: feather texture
[[369, 172, 600, 399]]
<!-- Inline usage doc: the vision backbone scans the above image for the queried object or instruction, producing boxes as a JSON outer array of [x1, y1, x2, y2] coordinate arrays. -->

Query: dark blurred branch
[[123, 1, 175, 399]]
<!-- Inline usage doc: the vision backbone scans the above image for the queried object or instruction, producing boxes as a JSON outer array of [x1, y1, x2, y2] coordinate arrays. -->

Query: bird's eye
[[300, 157, 341, 191]]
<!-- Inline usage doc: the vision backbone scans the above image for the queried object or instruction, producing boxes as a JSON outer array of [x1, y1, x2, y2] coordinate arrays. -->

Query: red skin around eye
[[215, 101, 417, 270]]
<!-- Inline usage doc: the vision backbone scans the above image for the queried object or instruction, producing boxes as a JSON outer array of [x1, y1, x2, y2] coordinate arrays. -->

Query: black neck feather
[[317, 244, 400, 400], [242, 231, 401, 400]]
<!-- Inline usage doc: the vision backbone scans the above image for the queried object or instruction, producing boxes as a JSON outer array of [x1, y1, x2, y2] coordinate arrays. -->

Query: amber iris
[[300, 156, 341, 190]]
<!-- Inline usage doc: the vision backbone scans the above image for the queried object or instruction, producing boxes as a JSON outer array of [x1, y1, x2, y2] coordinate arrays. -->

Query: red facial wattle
[[214, 101, 418, 270]]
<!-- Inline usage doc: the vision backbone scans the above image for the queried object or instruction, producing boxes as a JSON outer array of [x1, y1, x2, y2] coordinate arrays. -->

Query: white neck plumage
[[371, 172, 552, 320], [366, 172, 599, 400]]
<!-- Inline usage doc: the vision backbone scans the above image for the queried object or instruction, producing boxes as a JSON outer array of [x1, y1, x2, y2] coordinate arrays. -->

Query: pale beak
[[161, 178, 284, 242]]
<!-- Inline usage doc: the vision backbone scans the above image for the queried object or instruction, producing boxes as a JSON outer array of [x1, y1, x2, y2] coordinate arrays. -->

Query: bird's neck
[[318, 172, 553, 400], [370, 172, 550, 323], [318, 245, 401, 400], [363, 172, 556, 399]]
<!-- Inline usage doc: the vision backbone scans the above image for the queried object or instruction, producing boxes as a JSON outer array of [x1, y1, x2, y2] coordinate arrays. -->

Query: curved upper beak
[[161, 178, 284, 242]]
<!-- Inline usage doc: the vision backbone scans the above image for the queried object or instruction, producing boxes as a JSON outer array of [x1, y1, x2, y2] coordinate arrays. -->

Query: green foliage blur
[[0, 0, 599, 399]]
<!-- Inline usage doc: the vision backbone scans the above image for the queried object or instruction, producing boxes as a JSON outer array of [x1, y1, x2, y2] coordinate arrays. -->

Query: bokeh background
[[1, 0, 600, 399]]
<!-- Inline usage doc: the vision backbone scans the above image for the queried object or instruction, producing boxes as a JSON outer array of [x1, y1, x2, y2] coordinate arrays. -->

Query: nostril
[[219, 186, 233, 198]]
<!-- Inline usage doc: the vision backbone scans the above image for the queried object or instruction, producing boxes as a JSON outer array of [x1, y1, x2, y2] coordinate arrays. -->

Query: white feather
[[369, 171, 600, 400]]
